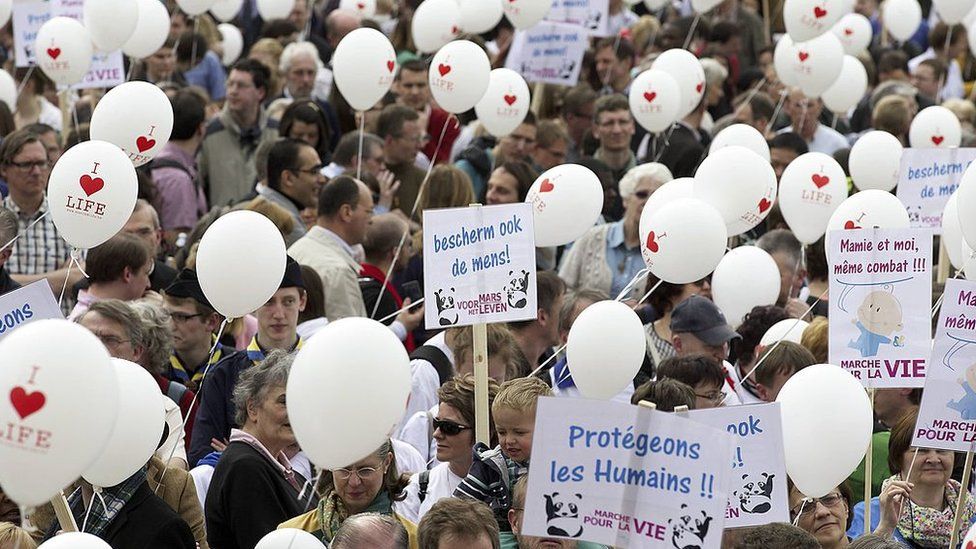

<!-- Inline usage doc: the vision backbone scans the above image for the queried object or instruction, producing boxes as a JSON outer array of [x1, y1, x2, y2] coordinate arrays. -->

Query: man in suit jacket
[[288, 175, 372, 321]]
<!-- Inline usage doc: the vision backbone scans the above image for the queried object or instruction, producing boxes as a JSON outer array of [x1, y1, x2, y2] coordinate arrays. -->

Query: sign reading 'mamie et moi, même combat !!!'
[[422, 203, 537, 329], [522, 397, 732, 549]]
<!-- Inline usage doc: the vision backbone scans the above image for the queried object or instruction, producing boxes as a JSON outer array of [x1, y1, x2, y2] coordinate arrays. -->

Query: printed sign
[[828, 228, 932, 388], [422, 203, 537, 329], [522, 397, 732, 549], [914, 279, 976, 451], [13, 0, 124, 89], [505, 21, 587, 86], [546, 0, 610, 36], [686, 403, 788, 528], [896, 148, 976, 233], [0, 281, 65, 343]]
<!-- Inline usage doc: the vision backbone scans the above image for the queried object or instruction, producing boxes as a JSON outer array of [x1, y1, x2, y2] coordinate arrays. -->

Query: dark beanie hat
[[164, 269, 214, 310], [280, 256, 305, 289]]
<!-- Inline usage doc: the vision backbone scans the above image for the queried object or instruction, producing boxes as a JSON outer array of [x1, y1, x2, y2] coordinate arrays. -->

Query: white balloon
[[503, 0, 551, 29], [831, 13, 872, 55], [642, 177, 694, 221], [0, 320, 118, 507], [568, 301, 647, 400], [177, 0, 217, 16], [761, 318, 811, 346], [459, 0, 504, 34], [629, 69, 682, 133], [218, 23, 244, 66], [965, 240, 976, 281], [123, 0, 171, 59], [849, 130, 903, 191], [83, 360, 165, 488], [89, 81, 175, 167], [710, 124, 770, 161], [39, 533, 112, 549], [933, 0, 975, 24], [526, 164, 604, 247], [690, 0, 723, 13], [778, 152, 849, 244], [333, 28, 397, 111], [882, 0, 921, 42], [694, 146, 778, 236], [339, 0, 377, 18], [652, 49, 705, 119], [429, 40, 491, 114], [943, 193, 964, 269], [288, 318, 410, 469], [34, 17, 93, 86], [47, 141, 138, 250], [784, 0, 849, 42], [956, 161, 976, 249], [197, 210, 287, 318], [822, 55, 867, 113], [257, 0, 295, 20], [639, 198, 728, 284], [909, 105, 962, 149], [711, 246, 782, 327], [84, 0, 139, 52], [412, 0, 461, 53], [644, 0, 669, 9], [0, 0, 11, 28], [777, 364, 873, 497], [825, 190, 910, 259], [0, 69, 16, 110], [210, 0, 244, 22], [475, 68, 530, 137], [774, 36, 800, 88], [783, 32, 845, 98], [256, 529, 326, 549]]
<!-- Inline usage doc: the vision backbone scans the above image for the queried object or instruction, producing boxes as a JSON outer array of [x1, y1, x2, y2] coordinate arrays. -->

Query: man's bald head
[[363, 213, 408, 265], [332, 513, 408, 549], [326, 9, 362, 47]]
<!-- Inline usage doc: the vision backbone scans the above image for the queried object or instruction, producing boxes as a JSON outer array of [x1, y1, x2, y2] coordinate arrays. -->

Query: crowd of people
[[0, 0, 975, 547]]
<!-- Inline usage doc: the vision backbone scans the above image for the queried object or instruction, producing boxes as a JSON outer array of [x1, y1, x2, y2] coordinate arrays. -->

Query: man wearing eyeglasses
[[163, 269, 225, 392], [0, 129, 75, 294], [592, 95, 637, 184], [259, 138, 326, 246], [671, 295, 743, 406], [377, 104, 426, 218]]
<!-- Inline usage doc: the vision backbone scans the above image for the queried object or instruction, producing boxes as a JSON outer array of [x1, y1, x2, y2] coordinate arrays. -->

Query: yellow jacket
[[279, 509, 419, 549]]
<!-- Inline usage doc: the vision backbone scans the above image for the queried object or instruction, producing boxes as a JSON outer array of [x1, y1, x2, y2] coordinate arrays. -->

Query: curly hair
[[231, 349, 292, 428], [129, 300, 174, 375], [438, 374, 500, 441], [732, 305, 791, 366]]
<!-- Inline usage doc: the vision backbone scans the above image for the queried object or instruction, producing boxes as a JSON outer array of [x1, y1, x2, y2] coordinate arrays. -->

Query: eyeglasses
[[94, 333, 130, 349], [290, 164, 324, 176], [633, 190, 652, 200], [8, 160, 49, 171], [395, 134, 430, 145], [169, 312, 203, 323], [432, 418, 471, 436], [695, 391, 726, 403], [333, 466, 382, 481], [790, 492, 845, 518]]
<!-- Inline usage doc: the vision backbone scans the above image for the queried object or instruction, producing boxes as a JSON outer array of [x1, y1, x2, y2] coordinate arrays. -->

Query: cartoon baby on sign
[[848, 289, 904, 358], [948, 362, 976, 420]]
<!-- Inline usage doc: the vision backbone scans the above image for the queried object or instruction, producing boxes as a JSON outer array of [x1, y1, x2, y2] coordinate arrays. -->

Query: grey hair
[[133, 199, 161, 230], [129, 300, 174, 375], [0, 206, 17, 247], [279, 40, 322, 74], [700, 57, 728, 87], [619, 162, 673, 199], [756, 228, 805, 270], [331, 513, 408, 549], [78, 300, 145, 354], [232, 350, 292, 427]]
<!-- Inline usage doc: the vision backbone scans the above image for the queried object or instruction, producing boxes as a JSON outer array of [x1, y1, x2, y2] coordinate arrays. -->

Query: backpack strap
[[418, 469, 431, 503], [410, 345, 453, 386]]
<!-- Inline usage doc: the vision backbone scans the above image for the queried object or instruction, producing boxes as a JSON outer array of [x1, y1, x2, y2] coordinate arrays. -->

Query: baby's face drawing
[[857, 291, 903, 336]]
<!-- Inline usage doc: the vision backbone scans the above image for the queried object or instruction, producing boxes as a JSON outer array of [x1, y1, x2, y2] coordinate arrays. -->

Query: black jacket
[[188, 350, 253, 466], [0, 266, 19, 296], [101, 482, 196, 549]]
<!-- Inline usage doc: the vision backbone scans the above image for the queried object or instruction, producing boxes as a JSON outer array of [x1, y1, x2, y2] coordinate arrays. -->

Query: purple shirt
[[151, 143, 207, 231]]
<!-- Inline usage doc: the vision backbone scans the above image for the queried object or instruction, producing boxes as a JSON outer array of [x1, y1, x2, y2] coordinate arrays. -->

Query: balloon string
[[682, 14, 701, 51], [729, 77, 767, 120], [0, 210, 48, 254], [601, 31, 623, 90], [126, 56, 136, 82], [652, 122, 678, 163], [768, 88, 789, 133], [190, 17, 200, 70], [80, 487, 106, 533], [904, 447, 920, 481], [792, 499, 807, 526], [154, 316, 231, 494], [936, 26, 953, 103], [932, 270, 965, 319], [369, 113, 454, 320], [615, 268, 649, 301], [741, 287, 828, 384], [13, 65, 35, 116], [300, 469, 322, 512], [378, 297, 425, 324], [356, 111, 366, 181]]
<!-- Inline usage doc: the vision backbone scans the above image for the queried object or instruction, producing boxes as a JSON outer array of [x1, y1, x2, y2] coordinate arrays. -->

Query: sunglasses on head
[[432, 418, 470, 436]]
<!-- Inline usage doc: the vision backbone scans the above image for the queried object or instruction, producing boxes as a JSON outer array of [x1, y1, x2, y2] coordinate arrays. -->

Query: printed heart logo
[[695, 82, 703, 93], [386, 60, 395, 73], [9, 387, 45, 420], [932, 135, 945, 146], [811, 174, 830, 188], [645, 231, 660, 253], [79, 174, 104, 196], [965, 541, 976, 549], [451, 25, 458, 34], [813, 6, 827, 18], [539, 178, 555, 193], [357, 1, 364, 8], [46, 47, 61, 60], [844, 28, 853, 36], [136, 136, 156, 152], [438, 64, 451, 77], [758, 198, 771, 213], [644, 91, 657, 103], [504, 94, 517, 106], [844, 220, 860, 230], [798, 51, 810, 62]]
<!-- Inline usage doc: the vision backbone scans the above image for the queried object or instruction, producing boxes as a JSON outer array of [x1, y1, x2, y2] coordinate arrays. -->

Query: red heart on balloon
[[357, 2, 364, 8], [9, 386, 46, 420], [811, 174, 830, 188], [844, 220, 860, 230], [645, 231, 660, 253], [644, 91, 657, 103], [136, 136, 156, 153], [386, 60, 395, 72], [539, 179, 555, 192], [844, 28, 853, 36], [813, 6, 827, 18], [504, 94, 517, 105], [46, 47, 61, 60], [79, 174, 104, 196], [438, 63, 451, 77], [798, 51, 810, 62], [932, 135, 945, 146], [758, 198, 771, 213], [695, 82, 703, 93]]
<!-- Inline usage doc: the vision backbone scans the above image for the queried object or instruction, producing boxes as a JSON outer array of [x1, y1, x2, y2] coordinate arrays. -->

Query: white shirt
[[397, 406, 440, 468], [395, 332, 455, 437], [723, 360, 761, 406], [910, 49, 964, 101], [399, 462, 465, 524], [393, 439, 427, 475], [777, 124, 849, 155]]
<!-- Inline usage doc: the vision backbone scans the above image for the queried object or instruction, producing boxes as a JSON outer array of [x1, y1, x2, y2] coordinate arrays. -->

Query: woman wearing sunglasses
[[848, 409, 976, 546], [280, 439, 419, 548], [788, 478, 855, 549], [399, 374, 500, 524]]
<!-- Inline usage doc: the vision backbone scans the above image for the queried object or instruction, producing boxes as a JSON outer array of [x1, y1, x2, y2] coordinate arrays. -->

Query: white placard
[[505, 21, 587, 86], [12, 0, 48, 68], [828, 227, 932, 388], [422, 203, 536, 329], [896, 148, 976, 233], [914, 279, 976, 451], [546, 0, 610, 36], [522, 397, 732, 549], [686, 403, 789, 528], [0, 280, 65, 343]]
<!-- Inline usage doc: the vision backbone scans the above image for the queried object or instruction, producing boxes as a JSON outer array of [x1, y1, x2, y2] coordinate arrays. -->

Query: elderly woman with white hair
[[558, 162, 673, 300]]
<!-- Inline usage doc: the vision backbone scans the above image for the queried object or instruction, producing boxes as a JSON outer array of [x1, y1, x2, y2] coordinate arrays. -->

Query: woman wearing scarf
[[205, 351, 309, 549], [280, 440, 419, 548], [849, 409, 976, 547]]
